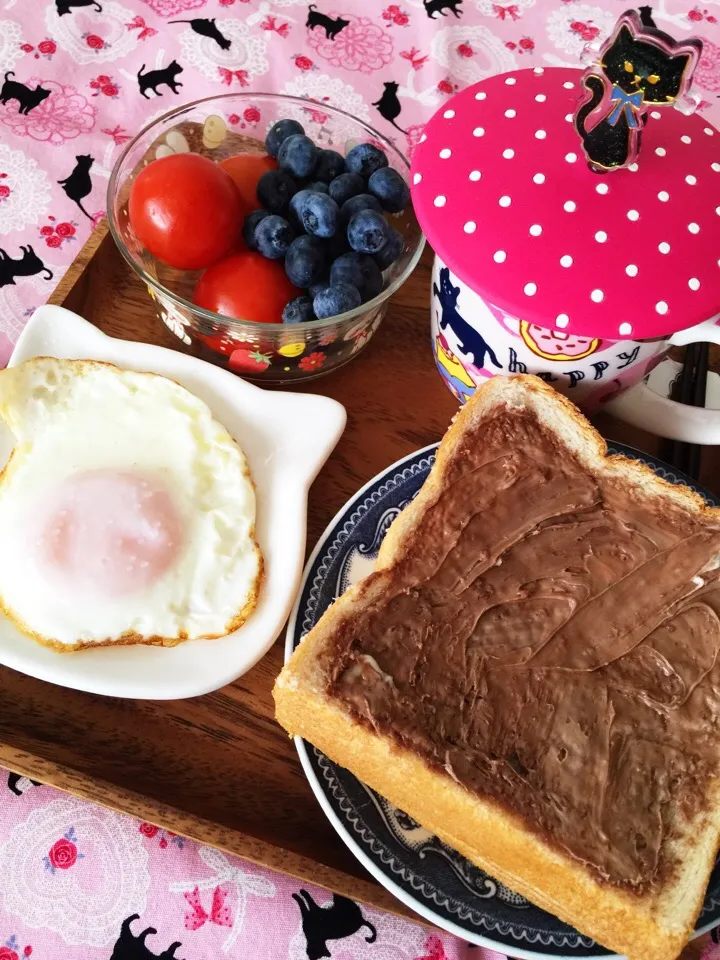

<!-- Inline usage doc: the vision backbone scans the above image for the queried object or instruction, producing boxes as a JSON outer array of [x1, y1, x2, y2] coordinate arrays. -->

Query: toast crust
[[275, 375, 720, 960]]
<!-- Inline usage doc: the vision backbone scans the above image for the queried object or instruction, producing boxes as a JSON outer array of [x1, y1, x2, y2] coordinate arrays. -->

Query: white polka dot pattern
[[410, 67, 720, 339]]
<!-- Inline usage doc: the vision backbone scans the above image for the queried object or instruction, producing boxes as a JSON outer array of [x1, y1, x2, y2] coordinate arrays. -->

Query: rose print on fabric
[[0, 797, 149, 946], [46, 1, 139, 65], [0, 21, 23, 74], [545, 4, 614, 57], [175, 19, 268, 84], [138, 822, 186, 849], [0, 935, 32, 960], [0, 79, 96, 145], [306, 13, 394, 74], [43, 827, 84, 875], [431, 25, 517, 83]]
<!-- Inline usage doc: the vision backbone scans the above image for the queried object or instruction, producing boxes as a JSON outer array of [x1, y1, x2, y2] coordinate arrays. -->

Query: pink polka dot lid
[[410, 67, 720, 341]]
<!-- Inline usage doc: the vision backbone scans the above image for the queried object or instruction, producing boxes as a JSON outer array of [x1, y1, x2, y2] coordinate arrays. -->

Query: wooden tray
[[1, 220, 718, 950]]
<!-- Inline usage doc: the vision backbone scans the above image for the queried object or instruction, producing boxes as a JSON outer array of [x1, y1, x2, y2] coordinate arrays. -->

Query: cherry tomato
[[129, 154, 244, 270], [193, 252, 300, 324], [220, 153, 277, 210]]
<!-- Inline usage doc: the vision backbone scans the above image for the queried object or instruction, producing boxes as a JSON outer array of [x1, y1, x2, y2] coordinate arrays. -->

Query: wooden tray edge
[[48, 220, 111, 308]]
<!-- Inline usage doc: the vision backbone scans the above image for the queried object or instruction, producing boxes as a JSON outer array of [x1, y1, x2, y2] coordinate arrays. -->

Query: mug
[[431, 256, 720, 444]]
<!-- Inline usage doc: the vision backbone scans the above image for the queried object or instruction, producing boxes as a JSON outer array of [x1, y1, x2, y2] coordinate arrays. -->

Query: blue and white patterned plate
[[285, 442, 720, 960]]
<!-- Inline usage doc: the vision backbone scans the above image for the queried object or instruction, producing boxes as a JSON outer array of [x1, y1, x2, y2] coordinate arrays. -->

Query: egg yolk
[[35, 471, 183, 597]]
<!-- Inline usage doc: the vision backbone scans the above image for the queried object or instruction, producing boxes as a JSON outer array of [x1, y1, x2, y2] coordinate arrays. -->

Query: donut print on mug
[[411, 13, 720, 445]]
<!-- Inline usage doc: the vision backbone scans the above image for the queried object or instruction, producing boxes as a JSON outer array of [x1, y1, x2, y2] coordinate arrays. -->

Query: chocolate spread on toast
[[322, 410, 720, 890]]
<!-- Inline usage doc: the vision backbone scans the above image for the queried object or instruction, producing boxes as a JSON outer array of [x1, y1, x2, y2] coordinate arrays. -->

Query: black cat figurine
[[0, 245, 53, 288], [137, 61, 184, 98], [373, 81, 407, 134], [433, 267, 501, 371], [305, 4, 349, 40], [292, 890, 376, 960], [58, 155, 95, 221], [574, 8, 702, 171], [168, 18, 231, 50], [0, 72, 50, 115]]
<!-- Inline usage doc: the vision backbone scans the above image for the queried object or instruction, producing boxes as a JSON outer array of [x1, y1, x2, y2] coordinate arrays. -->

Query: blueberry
[[357, 254, 383, 301], [307, 181, 329, 194], [330, 252, 364, 291], [278, 134, 318, 179], [257, 169, 298, 215], [242, 209, 269, 250], [301, 193, 339, 239], [313, 282, 362, 320], [313, 148, 345, 183], [265, 118, 304, 158], [339, 193, 382, 227], [373, 226, 404, 270], [283, 295, 315, 324], [254, 214, 294, 260], [345, 142, 389, 179], [367, 167, 410, 214], [288, 189, 313, 229], [308, 275, 330, 299], [328, 172, 365, 207], [285, 235, 326, 288], [347, 209, 389, 255], [324, 231, 350, 261]]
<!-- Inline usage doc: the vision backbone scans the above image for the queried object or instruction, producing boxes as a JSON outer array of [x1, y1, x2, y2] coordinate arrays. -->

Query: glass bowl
[[107, 92, 424, 383]]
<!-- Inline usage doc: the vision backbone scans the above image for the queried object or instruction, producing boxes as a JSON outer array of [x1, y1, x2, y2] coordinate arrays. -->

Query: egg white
[[0, 358, 262, 649]]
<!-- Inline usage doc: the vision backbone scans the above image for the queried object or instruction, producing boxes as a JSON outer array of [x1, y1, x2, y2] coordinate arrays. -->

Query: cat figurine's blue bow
[[607, 85, 644, 128]]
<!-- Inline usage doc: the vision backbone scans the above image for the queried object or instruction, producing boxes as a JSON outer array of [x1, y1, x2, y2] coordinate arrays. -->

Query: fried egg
[[0, 358, 262, 650]]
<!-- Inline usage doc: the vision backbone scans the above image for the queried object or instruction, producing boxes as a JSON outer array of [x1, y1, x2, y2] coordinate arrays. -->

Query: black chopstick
[[661, 343, 708, 481]]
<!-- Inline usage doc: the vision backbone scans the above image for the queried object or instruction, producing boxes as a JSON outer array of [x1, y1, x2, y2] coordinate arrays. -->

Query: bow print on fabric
[[169, 846, 276, 952], [492, 5, 520, 20], [184, 885, 233, 931], [126, 16, 157, 41]]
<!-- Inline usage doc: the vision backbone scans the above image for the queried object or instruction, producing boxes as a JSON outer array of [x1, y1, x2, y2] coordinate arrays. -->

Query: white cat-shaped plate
[[0, 306, 346, 699]]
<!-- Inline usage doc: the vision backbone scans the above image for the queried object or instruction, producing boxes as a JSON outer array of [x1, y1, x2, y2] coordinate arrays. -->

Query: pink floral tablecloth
[[1, 0, 720, 957]]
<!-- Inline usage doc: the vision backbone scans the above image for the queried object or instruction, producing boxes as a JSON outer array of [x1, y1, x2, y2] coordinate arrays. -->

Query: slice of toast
[[275, 375, 720, 960]]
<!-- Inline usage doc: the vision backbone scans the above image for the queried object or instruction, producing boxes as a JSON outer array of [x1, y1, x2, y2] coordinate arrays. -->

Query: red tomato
[[193, 252, 300, 324], [220, 153, 277, 210], [129, 154, 244, 270]]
